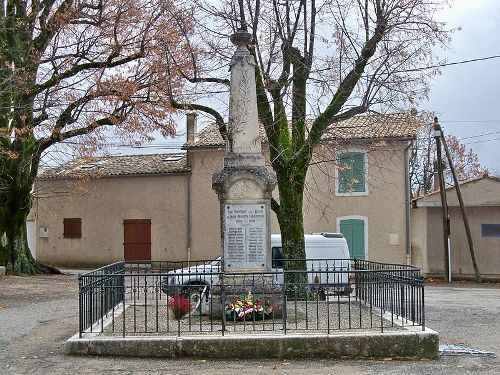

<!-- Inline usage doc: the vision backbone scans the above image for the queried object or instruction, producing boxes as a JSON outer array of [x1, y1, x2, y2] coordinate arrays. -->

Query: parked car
[[161, 233, 352, 300]]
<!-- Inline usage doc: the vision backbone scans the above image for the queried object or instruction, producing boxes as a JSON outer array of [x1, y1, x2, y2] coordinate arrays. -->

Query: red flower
[[168, 295, 192, 319]]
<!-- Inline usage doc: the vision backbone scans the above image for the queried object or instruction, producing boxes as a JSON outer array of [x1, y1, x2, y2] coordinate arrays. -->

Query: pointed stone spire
[[225, 29, 263, 167]]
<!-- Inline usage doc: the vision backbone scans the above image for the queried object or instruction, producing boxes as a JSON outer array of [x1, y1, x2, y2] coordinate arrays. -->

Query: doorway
[[338, 217, 366, 260], [123, 219, 151, 261]]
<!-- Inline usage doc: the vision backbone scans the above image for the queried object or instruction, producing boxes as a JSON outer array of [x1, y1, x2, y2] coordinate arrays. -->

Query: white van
[[270, 233, 352, 295], [162, 232, 352, 297]]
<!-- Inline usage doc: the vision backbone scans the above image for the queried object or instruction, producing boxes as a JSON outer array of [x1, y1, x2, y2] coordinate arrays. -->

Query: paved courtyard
[[0, 270, 498, 374]]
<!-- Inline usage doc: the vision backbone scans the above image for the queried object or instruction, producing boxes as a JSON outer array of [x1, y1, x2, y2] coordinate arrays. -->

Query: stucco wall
[[33, 174, 189, 267], [421, 206, 500, 278], [410, 208, 428, 273], [412, 178, 500, 278], [33, 141, 411, 266], [302, 144, 408, 263], [187, 149, 225, 261], [416, 178, 500, 207], [188, 142, 410, 263]]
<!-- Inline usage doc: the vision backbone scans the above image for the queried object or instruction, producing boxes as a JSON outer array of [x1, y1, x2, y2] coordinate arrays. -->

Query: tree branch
[[33, 0, 73, 54], [300, 8, 388, 163], [38, 107, 130, 153], [30, 50, 145, 98], [170, 98, 226, 140]]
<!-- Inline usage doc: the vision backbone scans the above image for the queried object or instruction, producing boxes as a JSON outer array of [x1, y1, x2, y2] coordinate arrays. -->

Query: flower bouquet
[[225, 292, 276, 321], [168, 295, 193, 320]]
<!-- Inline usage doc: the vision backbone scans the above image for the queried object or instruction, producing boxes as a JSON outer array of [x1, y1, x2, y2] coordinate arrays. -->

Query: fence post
[[400, 271, 405, 327], [421, 278, 426, 331], [78, 274, 83, 338], [221, 273, 226, 336]]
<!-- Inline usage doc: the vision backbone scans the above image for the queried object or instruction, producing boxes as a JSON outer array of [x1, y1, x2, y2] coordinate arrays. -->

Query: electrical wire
[[390, 55, 500, 74]]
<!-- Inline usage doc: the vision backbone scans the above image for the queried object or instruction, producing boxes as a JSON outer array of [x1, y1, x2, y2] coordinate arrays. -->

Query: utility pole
[[433, 117, 451, 282], [440, 130, 482, 282]]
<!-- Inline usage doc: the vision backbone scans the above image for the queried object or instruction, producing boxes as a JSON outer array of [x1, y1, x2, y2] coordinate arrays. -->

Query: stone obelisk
[[212, 29, 277, 280]]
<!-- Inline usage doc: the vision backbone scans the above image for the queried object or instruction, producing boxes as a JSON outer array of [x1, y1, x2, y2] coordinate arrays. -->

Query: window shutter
[[338, 153, 352, 193], [64, 218, 82, 238], [338, 152, 365, 193], [351, 153, 365, 192]]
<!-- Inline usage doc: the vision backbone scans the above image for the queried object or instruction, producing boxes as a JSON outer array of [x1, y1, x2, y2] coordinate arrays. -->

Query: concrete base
[[66, 326, 439, 359], [0, 266, 5, 276]]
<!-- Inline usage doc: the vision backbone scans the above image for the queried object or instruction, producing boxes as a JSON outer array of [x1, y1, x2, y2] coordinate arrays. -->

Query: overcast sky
[[111, 0, 500, 173], [425, 0, 500, 173]]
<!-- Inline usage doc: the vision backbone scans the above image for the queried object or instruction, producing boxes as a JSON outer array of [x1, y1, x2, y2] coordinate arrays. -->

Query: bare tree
[[410, 121, 489, 197], [165, 0, 451, 266], [0, 0, 190, 274], [165, 0, 449, 266]]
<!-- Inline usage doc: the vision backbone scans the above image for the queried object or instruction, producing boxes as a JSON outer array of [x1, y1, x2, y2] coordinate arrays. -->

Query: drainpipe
[[186, 112, 197, 262], [404, 141, 412, 265], [187, 173, 192, 262]]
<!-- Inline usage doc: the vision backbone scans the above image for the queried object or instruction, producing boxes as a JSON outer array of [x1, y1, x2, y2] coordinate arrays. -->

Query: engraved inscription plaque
[[224, 203, 267, 270]]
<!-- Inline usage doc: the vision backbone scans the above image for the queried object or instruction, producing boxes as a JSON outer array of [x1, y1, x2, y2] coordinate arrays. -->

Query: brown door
[[123, 219, 151, 261]]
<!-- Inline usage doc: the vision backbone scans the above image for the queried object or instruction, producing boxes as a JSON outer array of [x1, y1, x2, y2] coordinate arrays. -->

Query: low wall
[[66, 327, 439, 359]]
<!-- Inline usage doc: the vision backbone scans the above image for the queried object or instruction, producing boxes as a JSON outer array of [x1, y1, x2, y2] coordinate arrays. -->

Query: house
[[30, 112, 418, 268], [412, 175, 500, 280]]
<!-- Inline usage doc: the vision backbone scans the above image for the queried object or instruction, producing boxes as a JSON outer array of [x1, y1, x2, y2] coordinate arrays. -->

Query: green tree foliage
[[0, 0, 189, 274]]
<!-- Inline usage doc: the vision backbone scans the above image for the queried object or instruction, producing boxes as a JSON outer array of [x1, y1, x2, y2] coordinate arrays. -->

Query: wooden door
[[123, 219, 151, 261]]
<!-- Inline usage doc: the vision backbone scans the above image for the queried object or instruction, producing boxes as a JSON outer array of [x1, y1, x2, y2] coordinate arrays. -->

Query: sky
[[425, 0, 500, 173], [111, 0, 500, 172]]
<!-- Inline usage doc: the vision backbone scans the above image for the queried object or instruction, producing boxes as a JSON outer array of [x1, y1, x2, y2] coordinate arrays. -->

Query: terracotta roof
[[38, 153, 189, 179], [322, 112, 418, 141], [184, 112, 418, 149]]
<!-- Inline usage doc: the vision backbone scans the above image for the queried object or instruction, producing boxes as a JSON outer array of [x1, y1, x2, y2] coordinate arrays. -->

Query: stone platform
[[66, 326, 439, 359]]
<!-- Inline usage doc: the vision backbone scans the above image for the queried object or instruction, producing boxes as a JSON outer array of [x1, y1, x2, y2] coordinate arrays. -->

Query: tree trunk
[[2, 205, 51, 275], [275, 169, 309, 294], [3, 215, 61, 275], [1, 160, 61, 275]]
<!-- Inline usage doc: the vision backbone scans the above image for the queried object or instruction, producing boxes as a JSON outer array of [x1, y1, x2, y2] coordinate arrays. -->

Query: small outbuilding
[[411, 175, 500, 280]]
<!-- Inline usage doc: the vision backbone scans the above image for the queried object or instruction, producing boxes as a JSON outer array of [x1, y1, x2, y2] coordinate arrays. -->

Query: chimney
[[186, 112, 198, 143]]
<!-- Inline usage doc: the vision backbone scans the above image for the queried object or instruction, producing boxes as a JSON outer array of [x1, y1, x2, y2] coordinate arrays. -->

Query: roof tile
[[184, 112, 418, 149], [39, 153, 189, 179]]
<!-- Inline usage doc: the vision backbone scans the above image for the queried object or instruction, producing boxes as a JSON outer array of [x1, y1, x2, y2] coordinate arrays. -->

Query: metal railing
[[354, 259, 425, 330], [78, 259, 425, 338], [78, 261, 125, 337]]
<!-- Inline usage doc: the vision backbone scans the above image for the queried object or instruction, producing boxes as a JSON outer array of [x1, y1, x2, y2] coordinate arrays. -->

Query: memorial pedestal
[[211, 28, 279, 315], [212, 164, 278, 300]]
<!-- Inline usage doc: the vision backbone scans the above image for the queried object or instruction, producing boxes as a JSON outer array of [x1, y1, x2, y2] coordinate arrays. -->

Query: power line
[[458, 130, 500, 141], [441, 120, 500, 123], [392, 54, 500, 74], [463, 137, 500, 146]]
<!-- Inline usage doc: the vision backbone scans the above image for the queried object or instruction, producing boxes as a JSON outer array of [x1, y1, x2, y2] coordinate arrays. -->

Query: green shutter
[[338, 152, 365, 193], [351, 153, 365, 192], [338, 153, 352, 193], [339, 219, 365, 259]]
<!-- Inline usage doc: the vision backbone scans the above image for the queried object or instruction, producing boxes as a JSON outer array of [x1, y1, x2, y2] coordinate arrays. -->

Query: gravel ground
[[1, 270, 499, 374], [100, 296, 401, 337]]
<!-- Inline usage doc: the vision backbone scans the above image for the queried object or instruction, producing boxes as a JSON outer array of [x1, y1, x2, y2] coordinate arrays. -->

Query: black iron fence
[[78, 259, 425, 338], [78, 261, 126, 336]]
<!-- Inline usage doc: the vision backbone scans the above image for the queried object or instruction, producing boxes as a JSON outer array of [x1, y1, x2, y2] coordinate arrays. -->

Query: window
[[481, 224, 500, 237], [64, 218, 82, 238], [337, 152, 366, 194]]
